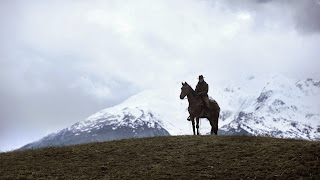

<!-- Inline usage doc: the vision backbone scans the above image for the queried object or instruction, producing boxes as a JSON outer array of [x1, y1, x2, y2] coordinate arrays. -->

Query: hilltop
[[1, 135, 319, 179]]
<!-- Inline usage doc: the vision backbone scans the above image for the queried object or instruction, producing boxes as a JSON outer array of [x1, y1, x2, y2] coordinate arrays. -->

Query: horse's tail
[[210, 99, 220, 135]]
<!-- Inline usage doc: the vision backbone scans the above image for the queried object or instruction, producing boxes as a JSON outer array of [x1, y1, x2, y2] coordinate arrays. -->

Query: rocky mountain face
[[19, 73, 320, 150]]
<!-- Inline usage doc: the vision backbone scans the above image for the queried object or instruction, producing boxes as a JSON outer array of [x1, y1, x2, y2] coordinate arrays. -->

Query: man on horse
[[187, 75, 211, 121], [196, 75, 211, 111]]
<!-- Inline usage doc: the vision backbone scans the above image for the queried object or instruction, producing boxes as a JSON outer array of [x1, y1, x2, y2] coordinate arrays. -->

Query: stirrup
[[187, 116, 191, 121]]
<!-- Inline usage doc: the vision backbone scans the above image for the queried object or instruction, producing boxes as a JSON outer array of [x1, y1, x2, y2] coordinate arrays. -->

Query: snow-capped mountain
[[216, 74, 320, 139], [19, 73, 320, 150], [19, 105, 170, 150]]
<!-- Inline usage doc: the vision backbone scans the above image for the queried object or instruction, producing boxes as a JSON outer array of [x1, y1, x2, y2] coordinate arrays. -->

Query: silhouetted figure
[[187, 75, 211, 121], [180, 80, 220, 135], [195, 75, 211, 117]]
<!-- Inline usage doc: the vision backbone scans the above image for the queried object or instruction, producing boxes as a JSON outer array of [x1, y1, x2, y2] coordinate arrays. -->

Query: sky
[[1, 0, 320, 152]]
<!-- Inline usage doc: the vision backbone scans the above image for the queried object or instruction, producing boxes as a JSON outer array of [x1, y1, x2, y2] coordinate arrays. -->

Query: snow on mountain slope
[[212, 73, 320, 139], [19, 73, 320, 150], [79, 73, 320, 139]]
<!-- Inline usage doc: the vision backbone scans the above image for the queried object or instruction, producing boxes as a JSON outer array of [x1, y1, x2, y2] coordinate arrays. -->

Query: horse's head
[[180, 82, 191, 99]]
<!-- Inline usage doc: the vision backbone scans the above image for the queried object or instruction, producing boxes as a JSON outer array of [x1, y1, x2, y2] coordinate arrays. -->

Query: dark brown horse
[[180, 82, 220, 135]]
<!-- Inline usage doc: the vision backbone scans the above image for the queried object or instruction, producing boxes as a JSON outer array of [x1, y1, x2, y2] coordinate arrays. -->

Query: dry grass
[[0, 135, 319, 179]]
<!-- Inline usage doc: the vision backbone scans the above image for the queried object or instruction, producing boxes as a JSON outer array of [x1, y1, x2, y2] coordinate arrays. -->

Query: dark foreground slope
[[0, 136, 319, 179]]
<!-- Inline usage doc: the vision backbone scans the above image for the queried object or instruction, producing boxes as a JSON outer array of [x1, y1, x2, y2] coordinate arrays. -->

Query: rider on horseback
[[196, 75, 211, 110], [187, 75, 211, 121]]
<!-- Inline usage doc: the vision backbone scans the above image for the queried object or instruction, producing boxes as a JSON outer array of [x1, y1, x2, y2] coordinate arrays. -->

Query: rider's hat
[[198, 75, 204, 79]]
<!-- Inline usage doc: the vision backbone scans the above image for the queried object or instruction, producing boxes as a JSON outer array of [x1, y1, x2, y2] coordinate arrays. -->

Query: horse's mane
[[185, 82, 196, 97]]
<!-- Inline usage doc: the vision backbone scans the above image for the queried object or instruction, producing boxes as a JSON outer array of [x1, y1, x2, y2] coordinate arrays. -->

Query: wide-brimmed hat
[[198, 75, 204, 79]]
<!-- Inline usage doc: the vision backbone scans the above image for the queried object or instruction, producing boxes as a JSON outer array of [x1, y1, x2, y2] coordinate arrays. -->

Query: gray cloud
[[292, 0, 320, 34], [1, 0, 320, 151], [220, 0, 320, 34]]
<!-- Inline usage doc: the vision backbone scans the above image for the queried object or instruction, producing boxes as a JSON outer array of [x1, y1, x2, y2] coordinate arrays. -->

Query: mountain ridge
[[19, 73, 320, 150]]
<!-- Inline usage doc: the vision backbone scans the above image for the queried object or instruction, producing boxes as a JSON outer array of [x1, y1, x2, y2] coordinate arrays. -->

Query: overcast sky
[[1, 0, 320, 152]]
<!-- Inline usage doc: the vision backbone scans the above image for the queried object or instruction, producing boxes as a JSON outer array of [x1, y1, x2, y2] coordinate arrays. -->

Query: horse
[[180, 82, 220, 135]]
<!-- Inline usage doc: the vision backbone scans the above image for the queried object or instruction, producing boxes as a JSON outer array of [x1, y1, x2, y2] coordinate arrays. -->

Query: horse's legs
[[209, 111, 219, 135], [208, 118, 217, 135], [209, 117, 215, 135], [191, 116, 196, 135], [196, 116, 200, 135]]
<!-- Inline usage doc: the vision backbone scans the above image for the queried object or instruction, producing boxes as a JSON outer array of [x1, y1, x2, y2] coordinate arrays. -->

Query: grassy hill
[[0, 135, 319, 179]]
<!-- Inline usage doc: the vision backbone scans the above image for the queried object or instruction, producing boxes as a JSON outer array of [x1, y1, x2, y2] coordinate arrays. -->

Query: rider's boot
[[187, 116, 191, 121]]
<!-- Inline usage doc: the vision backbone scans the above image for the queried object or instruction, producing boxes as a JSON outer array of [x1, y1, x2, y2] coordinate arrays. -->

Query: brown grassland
[[0, 135, 319, 179]]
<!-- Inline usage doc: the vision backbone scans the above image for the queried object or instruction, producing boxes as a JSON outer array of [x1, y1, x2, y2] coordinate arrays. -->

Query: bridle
[[181, 85, 199, 101]]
